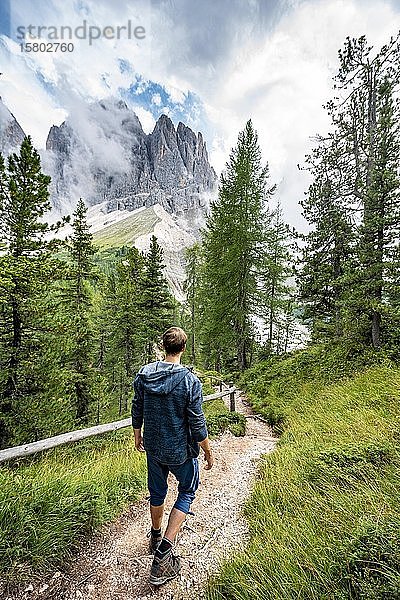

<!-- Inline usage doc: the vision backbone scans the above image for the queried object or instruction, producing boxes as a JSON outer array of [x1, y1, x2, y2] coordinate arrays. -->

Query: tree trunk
[[364, 65, 382, 347], [0, 291, 22, 448], [237, 334, 248, 371], [191, 301, 196, 364], [333, 236, 342, 339]]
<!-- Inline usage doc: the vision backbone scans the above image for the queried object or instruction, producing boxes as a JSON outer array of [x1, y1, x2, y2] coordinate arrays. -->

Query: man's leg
[[147, 454, 169, 552], [161, 457, 200, 545], [150, 459, 199, 585], [164, 507, 187, 542], [150, 502, 165, 530]]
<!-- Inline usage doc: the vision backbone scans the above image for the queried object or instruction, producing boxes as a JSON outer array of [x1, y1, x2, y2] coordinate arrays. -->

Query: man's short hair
[[163, 327, 187, 355]]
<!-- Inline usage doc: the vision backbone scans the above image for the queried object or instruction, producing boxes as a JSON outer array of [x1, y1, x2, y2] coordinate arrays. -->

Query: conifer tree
[[183, 243, 203, 364], [299, 34, 400, 350], [263, 203, 294, 354], [201, 120, 275, 371], [0, 137, 58, 447], [333, 34, 400, 348], [140, 235, 174, 361], [299, 136, 355, 341], [108, 247, 146, 414], [57, 198, 97, 425]]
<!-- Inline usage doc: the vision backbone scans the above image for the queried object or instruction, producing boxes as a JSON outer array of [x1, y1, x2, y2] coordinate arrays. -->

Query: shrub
[[206, 412, 246, 438]]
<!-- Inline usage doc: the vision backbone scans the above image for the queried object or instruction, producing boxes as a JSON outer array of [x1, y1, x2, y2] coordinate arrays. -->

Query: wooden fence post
[[229, 382, 235, 412]]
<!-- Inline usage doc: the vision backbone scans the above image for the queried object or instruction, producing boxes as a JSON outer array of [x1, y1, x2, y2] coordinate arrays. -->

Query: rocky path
[[9, 394, 277, 600]]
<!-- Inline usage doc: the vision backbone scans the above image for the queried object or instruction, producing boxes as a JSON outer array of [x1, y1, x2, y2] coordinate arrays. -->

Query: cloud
[[1, 0, 399, 230], [132, 105, 155, 132], [0, 0, 152, 146], [170, 0, 399, 229], [143, 0, 400, 229], [0, 36, 67, 143]]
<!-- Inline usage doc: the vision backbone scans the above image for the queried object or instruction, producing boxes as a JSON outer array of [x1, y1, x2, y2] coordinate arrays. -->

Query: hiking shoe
[[147, 530, 163, 554], [149, 550, 181, 586]]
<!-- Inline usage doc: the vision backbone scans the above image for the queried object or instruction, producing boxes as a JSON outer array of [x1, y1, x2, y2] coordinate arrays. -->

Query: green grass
[[92, 206, 161, 249], [206, 347, 400, 600], [0, 430, 147, 585]]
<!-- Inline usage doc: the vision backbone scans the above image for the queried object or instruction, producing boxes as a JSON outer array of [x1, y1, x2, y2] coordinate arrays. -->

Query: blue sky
[[0, 0, 400, 228], [0, 0, 10, 38]]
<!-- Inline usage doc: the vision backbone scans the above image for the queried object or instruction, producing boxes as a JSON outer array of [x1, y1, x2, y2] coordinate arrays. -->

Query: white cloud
[[164, 84, 187, 104], [1, 0, 400, 230], [1, 0, 152, 146], [190, 0, 400, 228], [133, 105, 156, 133], [0, 36, 67, 143]]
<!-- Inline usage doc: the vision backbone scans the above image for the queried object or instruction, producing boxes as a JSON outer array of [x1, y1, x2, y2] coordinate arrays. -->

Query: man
[[132, 326, 213, 586]]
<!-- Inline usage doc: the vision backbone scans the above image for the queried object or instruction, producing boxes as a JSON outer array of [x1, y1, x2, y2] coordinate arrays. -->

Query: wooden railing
[[199, 372, 236, 412], [0, 386, 236, 464]]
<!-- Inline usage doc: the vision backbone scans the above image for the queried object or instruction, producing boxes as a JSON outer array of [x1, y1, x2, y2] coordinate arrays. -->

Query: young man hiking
[[132, 326, 213, 586]]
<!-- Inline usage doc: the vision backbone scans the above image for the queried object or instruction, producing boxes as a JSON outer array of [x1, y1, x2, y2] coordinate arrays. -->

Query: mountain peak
[[154, 113, 175, 133], [0, 97, 26, 155]]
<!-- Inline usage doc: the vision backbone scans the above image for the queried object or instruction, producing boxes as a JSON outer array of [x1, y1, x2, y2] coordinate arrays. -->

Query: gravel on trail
[[5, 394, 277, 600]]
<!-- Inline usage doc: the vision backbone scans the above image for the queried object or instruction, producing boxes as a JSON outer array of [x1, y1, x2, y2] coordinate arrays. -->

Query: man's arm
[[199, 437, 213, 470], [132, 376, 145, 452], [188, 378, 213, 470]]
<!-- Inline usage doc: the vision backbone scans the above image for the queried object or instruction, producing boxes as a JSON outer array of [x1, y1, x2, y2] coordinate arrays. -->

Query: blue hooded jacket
[[132, 361, 208, 465]]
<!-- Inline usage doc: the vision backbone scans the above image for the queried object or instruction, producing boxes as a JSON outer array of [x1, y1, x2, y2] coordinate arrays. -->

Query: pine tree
[[201, 120, 275, 371], [56, 198, 97, 425], [183, 243, 203, 364], [333, 34, 400, 348], [298, 135, 355, 341], [140, 235, 174, 361], [263, 203, 294, 354], [106, 247, 146, 414], [299, 34, 400, 350], [93, 271, 118, 419], [0, 137, 58, 447]]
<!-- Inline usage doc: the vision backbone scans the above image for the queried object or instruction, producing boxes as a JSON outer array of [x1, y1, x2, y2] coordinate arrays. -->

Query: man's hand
[[134, 428, 145, 452], [204, 450, 214, 470], [199, 436, 213, 469]]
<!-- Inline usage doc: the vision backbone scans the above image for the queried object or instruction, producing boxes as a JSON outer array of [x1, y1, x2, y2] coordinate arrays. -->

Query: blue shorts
[[146, 454, 199, 514]]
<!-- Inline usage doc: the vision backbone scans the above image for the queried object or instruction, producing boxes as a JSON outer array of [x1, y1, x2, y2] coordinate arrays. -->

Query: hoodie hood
[[137, 361, 190, 396]]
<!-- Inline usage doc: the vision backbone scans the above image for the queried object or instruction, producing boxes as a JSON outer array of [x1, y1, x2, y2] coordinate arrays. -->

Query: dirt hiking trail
[[8, 393, 277, 600]]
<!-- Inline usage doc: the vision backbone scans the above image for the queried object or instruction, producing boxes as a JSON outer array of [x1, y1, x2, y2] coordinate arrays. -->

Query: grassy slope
[[0, 430, 147, 582], [207, 347, 400, 600], [92, 206, 160, 249]]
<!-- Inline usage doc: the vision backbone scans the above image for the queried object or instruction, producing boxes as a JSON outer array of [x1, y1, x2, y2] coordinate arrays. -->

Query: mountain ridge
[[44, 98, 216, 225], [0, 97, 26, 156], [0, 97, 214, 296], [0, 97, 217, 228]]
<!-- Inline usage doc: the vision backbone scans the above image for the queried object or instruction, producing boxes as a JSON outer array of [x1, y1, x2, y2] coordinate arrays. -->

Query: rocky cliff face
[[45, 99, 217, 224], [0, 97, 214, 298], [0, 97, 25, 155], [0, 97, 216, 231]]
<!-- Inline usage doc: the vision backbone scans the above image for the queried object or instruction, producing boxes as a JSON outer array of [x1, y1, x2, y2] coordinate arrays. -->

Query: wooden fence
[[0, 386, 236, 464]]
